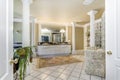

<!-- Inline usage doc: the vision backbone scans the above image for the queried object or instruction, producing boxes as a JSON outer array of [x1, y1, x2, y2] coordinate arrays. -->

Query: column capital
[[22, 0, 33, 4], [71, 22, 76, 27], [71, 22, 76, 24], [87, 10, 98, 16]]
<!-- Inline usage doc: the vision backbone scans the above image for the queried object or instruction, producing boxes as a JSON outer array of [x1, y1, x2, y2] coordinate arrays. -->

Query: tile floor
[[25, 55, 105, 80]]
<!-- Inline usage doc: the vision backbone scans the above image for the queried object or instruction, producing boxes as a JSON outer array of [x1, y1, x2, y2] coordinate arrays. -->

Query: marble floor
[[25, 55, 105, 80]]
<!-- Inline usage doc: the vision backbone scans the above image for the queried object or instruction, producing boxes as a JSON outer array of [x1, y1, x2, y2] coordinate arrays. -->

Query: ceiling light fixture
[[83, 0, 95, 5]]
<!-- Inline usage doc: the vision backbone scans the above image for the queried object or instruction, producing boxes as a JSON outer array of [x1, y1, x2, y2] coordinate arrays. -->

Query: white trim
[[36, 19, 101, 28], [71, 22, 75, 53], [0, 73, 8, 80], [36, 21, 70, 26], [84, 18, 102, 27], [14, 18, 33, 23], [75, 24, 84, 27], [36, 21, 85, 27]]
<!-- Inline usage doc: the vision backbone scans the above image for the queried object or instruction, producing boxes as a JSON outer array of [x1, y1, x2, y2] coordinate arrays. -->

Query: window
[[41, 36, 49, 42]]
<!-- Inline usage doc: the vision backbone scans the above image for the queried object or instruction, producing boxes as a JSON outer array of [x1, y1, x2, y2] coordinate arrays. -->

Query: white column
[[65, 24, 68, 42], [22, 0, 32, 75], [31, 17, 37, 57], [61, 33, 64, 42], [71, 22, 75, 53], [88, 10, 97, 47], [30, 17, 36, 46], [22, 0, 31, 47]]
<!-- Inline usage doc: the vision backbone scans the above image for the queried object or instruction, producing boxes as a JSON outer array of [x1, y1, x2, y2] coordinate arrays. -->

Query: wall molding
[[14, 18, 34, 23], [75, 24, 84, 27], [36, 21, 85, 27], [84, 18, 102, 27]]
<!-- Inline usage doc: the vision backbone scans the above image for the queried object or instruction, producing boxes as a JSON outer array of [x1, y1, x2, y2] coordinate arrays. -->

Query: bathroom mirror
[[40, 24, 66, 43]]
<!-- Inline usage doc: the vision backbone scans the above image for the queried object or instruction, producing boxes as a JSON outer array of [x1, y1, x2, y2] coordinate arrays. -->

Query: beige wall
[[75, 27, 84, 50], [68, 26, 72, 44], [35, 25, 84, 51], [84, 26, 90, 49], [68, 26, 84, 50], [34, 24, 39, 46]]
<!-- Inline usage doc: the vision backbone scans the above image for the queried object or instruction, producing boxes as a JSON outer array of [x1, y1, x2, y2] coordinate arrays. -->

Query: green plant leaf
[[14, 46, 35, 80]]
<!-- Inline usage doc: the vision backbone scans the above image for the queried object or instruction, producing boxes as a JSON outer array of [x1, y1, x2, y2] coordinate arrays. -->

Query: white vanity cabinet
[[37, 45, 71, 56]]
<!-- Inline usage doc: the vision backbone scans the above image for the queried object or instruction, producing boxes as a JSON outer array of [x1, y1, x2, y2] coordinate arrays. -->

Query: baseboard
[[72, 50, 84, 55]]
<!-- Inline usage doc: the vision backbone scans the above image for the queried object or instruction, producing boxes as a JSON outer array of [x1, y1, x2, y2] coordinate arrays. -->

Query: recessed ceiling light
[[83, 0, 95, 5]]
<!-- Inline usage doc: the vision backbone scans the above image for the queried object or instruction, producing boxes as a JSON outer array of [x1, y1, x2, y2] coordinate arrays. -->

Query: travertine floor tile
[[24, 55, 105, 80]]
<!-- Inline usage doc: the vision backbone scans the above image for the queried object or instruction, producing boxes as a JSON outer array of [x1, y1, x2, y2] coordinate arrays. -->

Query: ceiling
[[41, 24, 65, 31], [14, 0, 105, 24]]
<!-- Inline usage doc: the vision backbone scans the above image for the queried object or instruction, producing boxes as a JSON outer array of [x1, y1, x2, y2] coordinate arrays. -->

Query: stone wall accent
[[85, 49, 105, 77]]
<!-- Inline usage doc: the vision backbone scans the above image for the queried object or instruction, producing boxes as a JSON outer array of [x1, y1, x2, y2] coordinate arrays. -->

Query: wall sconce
[[60, 29, 65, 33]]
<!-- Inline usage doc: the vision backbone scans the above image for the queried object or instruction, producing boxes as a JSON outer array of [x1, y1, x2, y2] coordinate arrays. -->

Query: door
[[106, 0, 120, 80], [0, 0, 13, 80]]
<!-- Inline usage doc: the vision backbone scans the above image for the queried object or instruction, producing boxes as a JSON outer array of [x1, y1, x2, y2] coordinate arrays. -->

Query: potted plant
[[14, 46, 33, 80]]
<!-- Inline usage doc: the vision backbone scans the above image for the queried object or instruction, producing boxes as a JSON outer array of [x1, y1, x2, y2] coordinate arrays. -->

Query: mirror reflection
[[39, 24, 68, 45]]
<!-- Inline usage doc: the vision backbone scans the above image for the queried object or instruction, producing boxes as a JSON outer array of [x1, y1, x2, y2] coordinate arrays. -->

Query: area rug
[[36, 55, 82, 68]]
